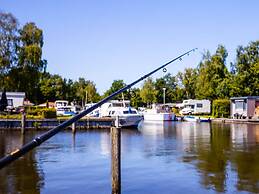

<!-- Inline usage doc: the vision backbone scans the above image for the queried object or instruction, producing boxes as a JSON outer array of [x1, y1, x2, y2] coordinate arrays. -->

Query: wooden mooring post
[[111, 116, 121, 194], [21, 112, 26, 134], [72, 122, 76, 134]]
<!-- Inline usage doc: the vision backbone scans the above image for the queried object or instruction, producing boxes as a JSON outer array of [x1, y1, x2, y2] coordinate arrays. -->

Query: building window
[[197, 103, 203, 108], [235, 101, 246, 110], [7, 99, 13, 106]]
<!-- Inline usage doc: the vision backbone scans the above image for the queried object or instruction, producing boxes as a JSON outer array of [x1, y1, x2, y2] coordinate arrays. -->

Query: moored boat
[[143, 104, 176, 121], [100, 100, 143, 128], [183, 115, 211, 122]]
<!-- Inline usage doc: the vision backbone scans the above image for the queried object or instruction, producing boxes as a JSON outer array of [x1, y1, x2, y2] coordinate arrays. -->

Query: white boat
[[56, 107, 76, 116], [143, 104, 176, 121], [55, 100, 77, 116], [85, 103, 100, 117], [183, 115, 211, 122], [100, 100, 143, 128]]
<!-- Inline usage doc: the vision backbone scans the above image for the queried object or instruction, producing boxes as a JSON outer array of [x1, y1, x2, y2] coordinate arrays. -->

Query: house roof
[[0, 91, 26, 98], [230, 96, 259, 100]]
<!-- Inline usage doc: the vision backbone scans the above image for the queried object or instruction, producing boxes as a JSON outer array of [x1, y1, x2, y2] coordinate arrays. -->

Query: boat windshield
[[112, 102, 130, 107], [123, 110, 137, 114], [57, 107, 71, 111]]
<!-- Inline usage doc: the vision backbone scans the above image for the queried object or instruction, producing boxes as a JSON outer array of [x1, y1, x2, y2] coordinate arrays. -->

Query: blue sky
[[1, 0, 259, 94]]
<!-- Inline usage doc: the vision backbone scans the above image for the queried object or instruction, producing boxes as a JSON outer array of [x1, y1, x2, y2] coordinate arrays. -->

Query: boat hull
[[143, 113, 176, 121], [116, 115, 143, 128], [184, 116, 211, 122]]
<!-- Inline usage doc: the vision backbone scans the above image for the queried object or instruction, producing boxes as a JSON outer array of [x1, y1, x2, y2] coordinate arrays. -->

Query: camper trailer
[[180, 99, 211, 115]]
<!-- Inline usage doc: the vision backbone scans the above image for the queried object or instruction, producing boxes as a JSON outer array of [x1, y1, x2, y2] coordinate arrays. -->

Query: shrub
[[25, 106, 56, 118], [171, 107, 179, 115], [41, 108, 56, 119], [26, 106, 44, 116], [212, 99, 230, 118]]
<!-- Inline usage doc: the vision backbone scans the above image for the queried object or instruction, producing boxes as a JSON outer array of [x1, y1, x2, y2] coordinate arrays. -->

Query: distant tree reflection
[[195, 124, 231, 192], [231, 124, 259, 193], [182, 123, 259, 193], [0, 131, 44, 194]]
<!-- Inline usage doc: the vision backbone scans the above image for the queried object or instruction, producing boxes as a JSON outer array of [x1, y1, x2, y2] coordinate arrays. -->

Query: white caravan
[[180, 99, 211, 115]]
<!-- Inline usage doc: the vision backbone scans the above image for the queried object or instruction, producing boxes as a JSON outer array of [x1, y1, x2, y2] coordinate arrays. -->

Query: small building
[[230, 96, 259, 119], [0, 91, 26, 110]]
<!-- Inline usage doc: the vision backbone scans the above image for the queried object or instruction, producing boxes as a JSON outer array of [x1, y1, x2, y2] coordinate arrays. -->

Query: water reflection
[[179, 123, 259, 193], [0, 131, 44, 194], [230, 124, 259, 193], [1, 123, 259, 193]]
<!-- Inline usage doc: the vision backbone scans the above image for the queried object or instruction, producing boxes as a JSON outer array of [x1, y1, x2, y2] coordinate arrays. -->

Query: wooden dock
[[0, 117, 114, 130], [213, 118, 259, 124]]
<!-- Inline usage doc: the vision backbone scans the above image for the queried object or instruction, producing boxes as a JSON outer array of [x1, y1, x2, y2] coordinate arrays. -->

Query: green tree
[[140, 77, 157, 106], [64, 78, 76, 102], [154, 73, 178, 103], [73, 77, 89, 106], [232, 41, 259, 96], [129, 88, 143, 108], [103, 79, 127, 100], [85, 81, 99, 103], [177, 68, 197, 99], [8, 22, 46, 103], [39, 73, 66, 102], [0, 12, 19, 88], [195, 45, 229, 100]]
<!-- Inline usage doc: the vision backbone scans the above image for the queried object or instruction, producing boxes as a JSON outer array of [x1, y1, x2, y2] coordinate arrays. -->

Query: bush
[[171, 107, 179, 115], [0, 114, 21, 119], [41, 108, 56, 119], [212, 99, 230, 118], [25, 106, 44, 116], [25, 106, 56, 118]]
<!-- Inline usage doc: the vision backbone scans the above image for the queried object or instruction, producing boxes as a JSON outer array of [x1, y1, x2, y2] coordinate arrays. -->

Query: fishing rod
[[0, 48, 197, 169]]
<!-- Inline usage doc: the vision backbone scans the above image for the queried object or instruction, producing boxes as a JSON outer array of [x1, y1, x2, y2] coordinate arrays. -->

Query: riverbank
[[0, 117, 114, 130]]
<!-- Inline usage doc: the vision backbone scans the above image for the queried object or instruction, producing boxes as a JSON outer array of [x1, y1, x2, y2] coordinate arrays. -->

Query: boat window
[[197, 103, 203, 108], [109, 111, 116, 115], [7, 99, 13, 106], [123, 110, 137, 114]]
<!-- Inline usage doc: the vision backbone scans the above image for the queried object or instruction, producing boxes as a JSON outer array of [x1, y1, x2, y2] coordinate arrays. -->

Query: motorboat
[[183, 115, 211, 122], [56, 107, 76, 116], [55, 100, 78, 116], [100, 100, 143, 128], [143, 104, 176, 121], [85, 103, 100, 117]]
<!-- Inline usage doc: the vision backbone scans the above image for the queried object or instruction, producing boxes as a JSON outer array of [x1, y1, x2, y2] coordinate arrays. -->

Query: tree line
[[0, 12, 258, 107]]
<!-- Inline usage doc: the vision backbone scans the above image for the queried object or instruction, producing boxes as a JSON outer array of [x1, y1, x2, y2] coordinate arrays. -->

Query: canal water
[[1, 121, 259, 194]]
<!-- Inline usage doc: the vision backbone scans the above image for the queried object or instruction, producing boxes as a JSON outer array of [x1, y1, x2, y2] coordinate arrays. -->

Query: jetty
[[0, 117, 114, 130], [213, 118, 259, 124]]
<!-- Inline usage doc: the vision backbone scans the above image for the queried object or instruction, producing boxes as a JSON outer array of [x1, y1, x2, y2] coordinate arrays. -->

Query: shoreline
[[212, 118, 259, 124]]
